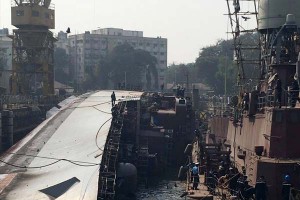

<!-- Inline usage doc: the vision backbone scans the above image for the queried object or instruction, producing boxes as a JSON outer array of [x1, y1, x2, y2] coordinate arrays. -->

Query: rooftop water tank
[[258, 0, 300, 30]]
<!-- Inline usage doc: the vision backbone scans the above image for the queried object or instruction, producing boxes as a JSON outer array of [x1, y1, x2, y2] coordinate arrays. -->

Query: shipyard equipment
[[11, 0, 55, 96]]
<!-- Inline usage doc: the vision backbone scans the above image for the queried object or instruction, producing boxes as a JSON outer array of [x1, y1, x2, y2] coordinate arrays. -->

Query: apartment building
[[55, 31, 68, 53], [67, 28, 167, 88]]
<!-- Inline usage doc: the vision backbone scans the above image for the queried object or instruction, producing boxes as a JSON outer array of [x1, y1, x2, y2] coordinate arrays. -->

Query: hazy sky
[[0, 0, 254, 65]]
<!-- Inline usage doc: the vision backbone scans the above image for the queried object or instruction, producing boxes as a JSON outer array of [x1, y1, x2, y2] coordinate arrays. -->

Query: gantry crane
[[11, 0, 55, 96]]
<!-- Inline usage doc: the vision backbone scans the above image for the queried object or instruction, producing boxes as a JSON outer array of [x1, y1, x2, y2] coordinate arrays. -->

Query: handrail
[[207, 88, 300, 119]]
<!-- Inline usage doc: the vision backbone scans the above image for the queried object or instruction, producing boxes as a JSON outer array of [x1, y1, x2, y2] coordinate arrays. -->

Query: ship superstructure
[[208, 0, 300, 199]]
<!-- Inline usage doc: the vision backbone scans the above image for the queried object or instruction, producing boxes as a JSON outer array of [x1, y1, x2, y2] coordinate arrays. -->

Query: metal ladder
[[98, 115, 124, 199], [137, 138, 149, 187]]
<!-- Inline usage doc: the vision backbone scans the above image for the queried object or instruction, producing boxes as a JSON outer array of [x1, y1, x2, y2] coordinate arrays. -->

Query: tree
[[166, 63, 198, 86], [95, 43, 158, 90], [194, 33, 260, 95], [54, 48, 71, 85]]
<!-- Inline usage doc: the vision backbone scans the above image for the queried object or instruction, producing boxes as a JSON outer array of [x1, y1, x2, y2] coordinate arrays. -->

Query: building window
[[16, 10, 24, 16], [154, 52, 158, 55], [153, 44, 157, 48], [160, 60, 165, 64], [160, 44, 164, 48], [160, 52, 165, 56], [32, 10, 39, 17], [45, 13, 50, 19], [50, 14, 54, 20], [146, 43, 150, 46]]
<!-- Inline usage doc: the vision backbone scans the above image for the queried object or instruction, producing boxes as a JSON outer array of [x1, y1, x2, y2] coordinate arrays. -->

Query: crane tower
[[11, 0, 55, 95]]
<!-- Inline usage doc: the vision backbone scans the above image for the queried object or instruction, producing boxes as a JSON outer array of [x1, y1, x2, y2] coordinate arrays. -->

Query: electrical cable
[[0, 152, 101, 169], [0, 158, 98, 169], [62, 100, 111, 111], [3, 152, 99, 165], [80, 166, 100, 200], [0, 159, 60, 169], [95, 117, 112, 151], [92, 106, 111, 114]]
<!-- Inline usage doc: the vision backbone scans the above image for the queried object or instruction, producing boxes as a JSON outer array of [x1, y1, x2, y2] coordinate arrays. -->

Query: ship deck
[[0, 90, 142, 200]]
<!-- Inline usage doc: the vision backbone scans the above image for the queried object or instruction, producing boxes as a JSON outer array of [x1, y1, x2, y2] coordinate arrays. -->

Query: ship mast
[[226, 0, 260, 93]]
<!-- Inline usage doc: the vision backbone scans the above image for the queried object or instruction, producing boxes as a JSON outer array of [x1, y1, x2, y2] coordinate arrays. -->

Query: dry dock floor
[[186, 175, 214, 200]]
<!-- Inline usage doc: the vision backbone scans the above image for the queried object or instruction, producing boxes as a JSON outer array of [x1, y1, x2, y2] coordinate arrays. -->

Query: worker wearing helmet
[[282, 174, 292, 200]]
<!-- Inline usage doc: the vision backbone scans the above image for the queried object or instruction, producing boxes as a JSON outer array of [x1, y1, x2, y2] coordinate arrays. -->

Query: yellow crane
[[11, 0, 55, 96]]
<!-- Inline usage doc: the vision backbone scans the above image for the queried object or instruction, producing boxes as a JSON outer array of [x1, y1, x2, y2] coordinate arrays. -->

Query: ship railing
[[207, 96, 234, 117], [286, 87, 300, 107], [258, 94, 275, 109], [258, 88, 299, 108], [257, 96, 265, 110]]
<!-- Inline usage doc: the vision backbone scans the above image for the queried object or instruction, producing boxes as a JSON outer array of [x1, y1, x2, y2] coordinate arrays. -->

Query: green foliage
[[165, 63, 198, 85], [54, 48, 71, 85], [87, 43, 158, 90], [194, 33, 260, 95]]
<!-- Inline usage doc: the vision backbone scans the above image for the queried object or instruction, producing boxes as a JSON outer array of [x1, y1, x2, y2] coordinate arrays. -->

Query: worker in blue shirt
[[191, 164, 199, 190]]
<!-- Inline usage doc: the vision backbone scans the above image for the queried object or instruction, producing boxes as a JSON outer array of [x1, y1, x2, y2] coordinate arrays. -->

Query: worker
[[176, 85, 181, 97], [255, 176, 268, 200], [111, 91, 116, 106], [243, 92, 249, 111], [218, 165, 225, 177], [160, 83, 164, 91], [191, 164, 199, 190], [218, 174, 229, 196], [282, 174, 292, 200], [194, 129, 200, 137], [274, 74, 282, 108]]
